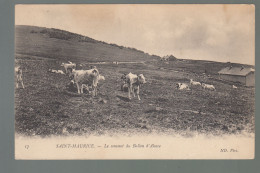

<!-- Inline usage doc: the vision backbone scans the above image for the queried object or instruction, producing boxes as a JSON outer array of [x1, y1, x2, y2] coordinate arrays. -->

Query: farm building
[[218, 66, 255, 86], [161, 55, 177, 61]]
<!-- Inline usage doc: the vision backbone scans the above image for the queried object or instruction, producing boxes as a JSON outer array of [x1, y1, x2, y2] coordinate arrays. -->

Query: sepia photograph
[[15, 4, 255, 159]]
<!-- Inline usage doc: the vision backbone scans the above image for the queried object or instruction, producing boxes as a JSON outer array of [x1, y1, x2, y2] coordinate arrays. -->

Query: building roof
[[218, 67, 255, 76], [161, 55, 177, 61]]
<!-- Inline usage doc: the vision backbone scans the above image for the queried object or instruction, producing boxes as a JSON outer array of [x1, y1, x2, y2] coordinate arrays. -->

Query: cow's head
[[176, 83, 181, 89], [68, 69, 75, 80], [70, 80, 75, 84], [15, 66, 21, 73], [121, 73, 127, 81], [67, 68, 73, 73], [138, 74, 146, 84], [68, 73, 74, 80], [92, 69, 99, 75]]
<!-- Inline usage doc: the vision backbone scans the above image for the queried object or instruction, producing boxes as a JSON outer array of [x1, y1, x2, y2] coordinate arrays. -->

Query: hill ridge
[[15, 25, 160, 62]]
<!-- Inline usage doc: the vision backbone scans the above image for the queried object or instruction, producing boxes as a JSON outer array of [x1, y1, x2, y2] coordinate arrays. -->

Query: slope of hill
[[15, 25, 158, 62]]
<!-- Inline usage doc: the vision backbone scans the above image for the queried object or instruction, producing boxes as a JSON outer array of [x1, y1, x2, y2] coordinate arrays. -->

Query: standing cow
[[15, 66, 25, 89], [61, 61, 76, 74], [125, 72, 146, 100], [71, 67, 104, 96]]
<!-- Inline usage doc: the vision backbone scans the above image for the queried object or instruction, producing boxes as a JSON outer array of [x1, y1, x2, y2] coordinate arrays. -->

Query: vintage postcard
[[15, 4, 255, 159]]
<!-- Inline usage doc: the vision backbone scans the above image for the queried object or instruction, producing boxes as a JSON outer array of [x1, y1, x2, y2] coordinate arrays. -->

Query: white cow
[[15, 66, 25, 89], [190, 79, 201, 86], [61, 62, 76, 73], [71, 68, 102, 96], [48, 69, 57, 73], [202, 83, 216, 90], [176, 83, 190, 90], [57, 70, 65, 74], [125, 72, 146, 100], [81, 74, 105, 93], [97, 75, 105, 81], [48, 69, 65, 74]]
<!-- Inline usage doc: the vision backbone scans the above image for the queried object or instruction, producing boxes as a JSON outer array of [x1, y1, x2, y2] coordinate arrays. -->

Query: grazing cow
[[48, 69, 57, 73], [76, 67, 105, 92], [125, 72, 146, 100], [190, 79, 201, 86], [201, 83, 216, 90], [48, 69, 65, 74], [176, 83, 190, 90], [15, 66, 25, 89], [57, 70, 65, 74], [81, 74, 105, 93], [97, 75, 105, 82], [71, 68, 101, 96], [61, 62, 76, 73]]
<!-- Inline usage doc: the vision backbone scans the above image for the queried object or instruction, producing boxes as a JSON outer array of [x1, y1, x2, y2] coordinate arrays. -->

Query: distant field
[[15, 25, 255, 137]]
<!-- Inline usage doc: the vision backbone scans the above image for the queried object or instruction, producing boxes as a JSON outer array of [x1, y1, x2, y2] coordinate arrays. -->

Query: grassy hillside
[[15, 25, 253, 73], [15, 25, 158, 63]]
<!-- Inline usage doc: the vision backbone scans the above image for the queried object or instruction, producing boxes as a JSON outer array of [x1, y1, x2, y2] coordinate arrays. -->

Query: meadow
[[15, 26, 255, 137]]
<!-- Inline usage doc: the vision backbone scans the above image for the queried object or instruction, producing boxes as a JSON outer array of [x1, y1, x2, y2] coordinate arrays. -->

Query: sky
[[15, 4, 255, 65]]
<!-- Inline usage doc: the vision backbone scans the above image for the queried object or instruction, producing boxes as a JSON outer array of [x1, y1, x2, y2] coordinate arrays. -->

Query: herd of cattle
[[15, 61, 147, 100], [175, 79, 216, 91], [15, 61, 237, 101]]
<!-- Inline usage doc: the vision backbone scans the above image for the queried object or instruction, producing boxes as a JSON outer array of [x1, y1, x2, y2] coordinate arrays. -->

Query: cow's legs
[[136, 86, 140, 100], [82, 84, 91, 94], [130, 84, 135, 97], [21, 79, 25, 89], [85, 84, 90, 93], [76, 83, 81, 94], [93, 87, 97, 97], [132, 88, 136, 97], [16, 77, 19, 88], [81, 84, 85, 93], [128, 85, 132, 99]]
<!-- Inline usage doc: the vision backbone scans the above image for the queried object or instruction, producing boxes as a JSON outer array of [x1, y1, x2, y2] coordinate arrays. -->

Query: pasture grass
[[15, 58, 254, 137]]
